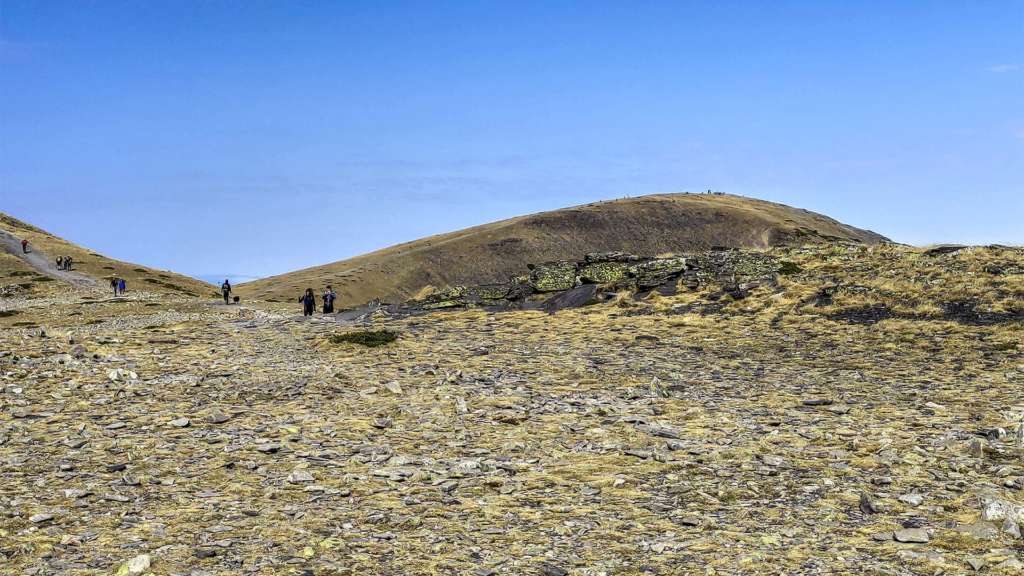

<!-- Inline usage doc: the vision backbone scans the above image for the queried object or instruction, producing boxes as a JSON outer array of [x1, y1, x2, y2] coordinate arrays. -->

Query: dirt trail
[[0, 226, 98, 287]]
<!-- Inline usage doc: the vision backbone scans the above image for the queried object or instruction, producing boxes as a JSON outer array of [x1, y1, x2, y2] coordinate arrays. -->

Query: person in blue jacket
[[299, 288, 316, 316], [322, 285, 337, 314]]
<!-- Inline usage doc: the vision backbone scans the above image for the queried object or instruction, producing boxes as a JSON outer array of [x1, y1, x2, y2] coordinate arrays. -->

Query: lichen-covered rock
[[505, 278, 534, 301], [469, 283, 512, 301], [584, 251, 641, 264], [529, 261, 578, 292], [467, 283, 516, 307], [579, 261, 631, 285], [630, 257, 687, 288], [415, 285, 468, 309], [697, 250, 780, 283], [979, 491, 1024, 524]]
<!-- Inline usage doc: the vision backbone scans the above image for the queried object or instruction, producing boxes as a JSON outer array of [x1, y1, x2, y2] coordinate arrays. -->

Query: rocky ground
[[1, 244, 1023, 575]]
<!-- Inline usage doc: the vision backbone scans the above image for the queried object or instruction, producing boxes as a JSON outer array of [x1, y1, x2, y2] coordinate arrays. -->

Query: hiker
[[221, 279, 232, 304], [322, 285, 336, 314], [299, 288, 316, 316], [21, 239, 28, 253], [67, 256, 73, 270], [110, 277, 119, 296], [56, 256, 63, 270], [118, 278, 126, 295]]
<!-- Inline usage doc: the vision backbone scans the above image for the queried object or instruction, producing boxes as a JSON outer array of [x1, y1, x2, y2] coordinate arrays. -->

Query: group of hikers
[[11, 239, 340, 315], [14, 238, 339, 315], [299, 286, 337, 316], [219, 280, 336, 316], [109, 277, 127, 296]]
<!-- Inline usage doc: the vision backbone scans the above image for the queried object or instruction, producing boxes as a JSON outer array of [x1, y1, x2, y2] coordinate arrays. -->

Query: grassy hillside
[[0, 211, 214, 298], [238, 193, 888, 306]]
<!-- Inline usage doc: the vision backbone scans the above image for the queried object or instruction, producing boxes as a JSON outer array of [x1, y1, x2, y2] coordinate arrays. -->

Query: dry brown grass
[[2, 238, 1023, 575]]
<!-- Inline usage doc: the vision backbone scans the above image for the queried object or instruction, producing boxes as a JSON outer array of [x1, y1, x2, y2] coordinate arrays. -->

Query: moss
[[0, 310, 19, 317], [330, 330, 399, 347], [8, 271, 34, 277], [777, 261, 803, 275]]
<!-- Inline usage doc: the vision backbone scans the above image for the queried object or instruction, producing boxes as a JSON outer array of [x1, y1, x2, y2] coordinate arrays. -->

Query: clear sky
[[1, 1, 1021, 279]]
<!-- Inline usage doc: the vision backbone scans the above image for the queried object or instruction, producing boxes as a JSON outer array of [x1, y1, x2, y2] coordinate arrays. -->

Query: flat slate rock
[[923, 244, 968, 256], [541, 284, 598, 313], [893, 528, 930, 543]]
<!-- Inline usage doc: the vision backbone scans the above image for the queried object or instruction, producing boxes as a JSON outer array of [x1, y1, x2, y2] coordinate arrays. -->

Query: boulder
[[415, 286, 468, 309], [529, 261, 578, 292], [584, 251, 640, 264], [698, 250, 780, 283], [630, 257, 687, 288], [579, 261, 631, 285], [467, 283, 513, 306], [541, 284, 599, 313], [924, 244, 968, 257], [505, 279, 534, 302], [979, 491, 1024, 524]]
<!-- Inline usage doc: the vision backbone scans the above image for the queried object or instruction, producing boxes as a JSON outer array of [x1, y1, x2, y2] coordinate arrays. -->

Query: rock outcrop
[[406, 248, 783, 312]]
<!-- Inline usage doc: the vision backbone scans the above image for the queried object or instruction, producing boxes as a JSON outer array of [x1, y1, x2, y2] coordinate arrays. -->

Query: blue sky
[[1, 1, 1021, 279]]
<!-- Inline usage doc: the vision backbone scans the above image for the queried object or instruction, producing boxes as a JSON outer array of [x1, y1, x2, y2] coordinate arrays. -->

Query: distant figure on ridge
[[65, 256, 72, 270], [56, 256, 63, 270], [21, 239, 29, 253], [118, 278, 126, 295], [322, 285, 336, 314], [110, 277, 119, 296], [299, 288, 316, 316], [221, 279, 232, 304]]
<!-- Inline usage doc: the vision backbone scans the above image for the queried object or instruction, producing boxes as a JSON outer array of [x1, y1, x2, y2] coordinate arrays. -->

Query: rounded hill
[[238, 193, 888, 306]]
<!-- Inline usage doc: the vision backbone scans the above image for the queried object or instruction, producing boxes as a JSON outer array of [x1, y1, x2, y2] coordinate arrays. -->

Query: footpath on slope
[[0, 226, 98, 287]]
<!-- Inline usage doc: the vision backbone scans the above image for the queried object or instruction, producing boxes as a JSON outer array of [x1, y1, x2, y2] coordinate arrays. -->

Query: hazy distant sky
[[1, 2, 1021, 279]]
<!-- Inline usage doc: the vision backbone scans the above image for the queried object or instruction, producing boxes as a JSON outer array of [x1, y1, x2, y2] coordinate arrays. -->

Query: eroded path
[[0, 227, 98, 287]]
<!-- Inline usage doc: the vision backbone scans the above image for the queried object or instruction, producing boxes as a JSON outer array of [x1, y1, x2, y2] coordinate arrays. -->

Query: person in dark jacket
[[221, 280, 232, 304], [322, 285, 336, 314], [299, 288, 316, 316]]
